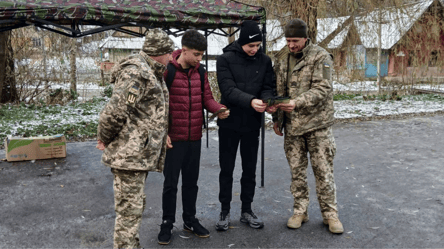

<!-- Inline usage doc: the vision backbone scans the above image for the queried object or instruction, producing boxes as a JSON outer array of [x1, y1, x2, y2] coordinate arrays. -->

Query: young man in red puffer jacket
[[158, 29, 230, 245]]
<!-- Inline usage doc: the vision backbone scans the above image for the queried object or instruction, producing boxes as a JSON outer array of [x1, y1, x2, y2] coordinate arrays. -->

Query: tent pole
[[261, 22, 266, 187], [205, 29, 209, 148]]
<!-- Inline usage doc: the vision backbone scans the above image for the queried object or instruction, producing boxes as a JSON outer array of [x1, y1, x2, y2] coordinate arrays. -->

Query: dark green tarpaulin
[[0, 0, 268, 187], [0, 0, 265, 37]]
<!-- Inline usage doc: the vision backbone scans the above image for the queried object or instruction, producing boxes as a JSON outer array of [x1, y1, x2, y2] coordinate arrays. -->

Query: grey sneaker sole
[[184, 227, 210, 238], [158, 240, 171, 245], [240, 217, 264, 229], [215, 223, 230, 231]]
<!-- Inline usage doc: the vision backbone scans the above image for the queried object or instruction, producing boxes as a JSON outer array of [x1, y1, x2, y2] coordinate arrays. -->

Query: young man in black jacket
[[215, 20, 275, 231]]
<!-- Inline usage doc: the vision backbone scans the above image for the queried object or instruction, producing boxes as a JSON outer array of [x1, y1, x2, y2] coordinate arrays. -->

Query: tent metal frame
[[0, 10, 268, 187]]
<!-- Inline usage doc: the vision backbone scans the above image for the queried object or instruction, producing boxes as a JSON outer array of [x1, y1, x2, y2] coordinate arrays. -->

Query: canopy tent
[[0, 0, 269, 186], [0, 0, 265, 37]]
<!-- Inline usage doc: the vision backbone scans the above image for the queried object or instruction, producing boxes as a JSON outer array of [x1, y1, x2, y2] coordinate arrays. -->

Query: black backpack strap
[[198, 64, 207, 128], [198, 64, 206, 92], [165, 63, 176, 90]]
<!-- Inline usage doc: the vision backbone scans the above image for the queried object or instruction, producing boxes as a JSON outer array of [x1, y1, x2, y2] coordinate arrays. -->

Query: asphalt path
[[1, 115, 444, 248]]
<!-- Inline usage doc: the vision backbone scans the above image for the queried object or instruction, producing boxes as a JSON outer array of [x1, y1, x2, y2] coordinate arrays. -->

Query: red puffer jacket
[[165, 49, 223, 141]]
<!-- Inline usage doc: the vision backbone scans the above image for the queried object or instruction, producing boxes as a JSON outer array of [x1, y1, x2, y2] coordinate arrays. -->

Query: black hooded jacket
[[216, 41, 275, 132]]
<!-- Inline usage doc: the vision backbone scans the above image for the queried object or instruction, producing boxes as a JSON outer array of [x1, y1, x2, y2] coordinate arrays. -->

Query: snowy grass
[[334, 94, 444, 119], [0, 97, 107, 142], [1, 93, 444, 143]]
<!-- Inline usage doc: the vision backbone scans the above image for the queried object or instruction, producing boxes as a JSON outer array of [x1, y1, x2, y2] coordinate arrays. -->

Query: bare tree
[[69, 38, 77, 95], [0, 30, 18, 103]]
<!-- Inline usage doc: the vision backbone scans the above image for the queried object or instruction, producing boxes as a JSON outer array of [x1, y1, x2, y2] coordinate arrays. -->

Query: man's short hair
[[182, 29, 207, 51]]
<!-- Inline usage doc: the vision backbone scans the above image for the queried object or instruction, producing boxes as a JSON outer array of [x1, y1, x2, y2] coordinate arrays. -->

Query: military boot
[[323, 217, 344, 234], [287, 214, 309, 229]]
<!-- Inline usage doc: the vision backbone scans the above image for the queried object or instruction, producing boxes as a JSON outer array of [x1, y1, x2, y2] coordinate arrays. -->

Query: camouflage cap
[[142, 28, 175, 56]]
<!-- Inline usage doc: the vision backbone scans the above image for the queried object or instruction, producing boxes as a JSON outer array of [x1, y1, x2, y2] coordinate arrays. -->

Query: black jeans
[[218, 127, 260, 213], [162, 140, 201, 223]]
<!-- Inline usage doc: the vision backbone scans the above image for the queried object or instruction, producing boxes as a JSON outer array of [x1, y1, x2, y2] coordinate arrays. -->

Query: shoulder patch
[[129, 84, 139, 94], [127, 83, 139, 105], [323, 63, 332, 80]]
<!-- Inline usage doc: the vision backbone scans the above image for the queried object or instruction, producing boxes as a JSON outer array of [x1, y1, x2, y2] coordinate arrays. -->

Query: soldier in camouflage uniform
[[271, 19, 344, 234], [96, 28, 175, 248]]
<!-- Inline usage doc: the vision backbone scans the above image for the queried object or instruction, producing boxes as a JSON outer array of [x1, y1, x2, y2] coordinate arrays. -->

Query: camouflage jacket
[[97, 51, 169, 172], [272, 40, 335, 136]]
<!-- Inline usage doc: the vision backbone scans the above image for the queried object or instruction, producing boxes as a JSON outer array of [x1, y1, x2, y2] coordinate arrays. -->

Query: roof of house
[[262, 17, 358, 50], [98, 30, 228, 56], [316, 0, 443, 49], [99, 19, 288, 54], [317, 16, 352, 49], [355, 0, 438, 49]]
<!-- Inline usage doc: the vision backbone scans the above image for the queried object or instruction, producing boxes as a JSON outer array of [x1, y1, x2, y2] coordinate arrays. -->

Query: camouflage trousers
[[111, 168, 148, 249], [284, 126, 338, 219]]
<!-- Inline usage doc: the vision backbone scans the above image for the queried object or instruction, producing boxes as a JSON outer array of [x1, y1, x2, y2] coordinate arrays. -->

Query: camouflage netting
[[0, 0, 266, 30]]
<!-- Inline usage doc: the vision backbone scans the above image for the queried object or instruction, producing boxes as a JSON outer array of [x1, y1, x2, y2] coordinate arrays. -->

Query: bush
[[101, 84, 113, 98]]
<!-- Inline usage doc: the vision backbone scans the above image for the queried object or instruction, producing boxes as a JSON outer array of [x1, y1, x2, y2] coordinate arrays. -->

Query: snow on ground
[[50, 82, 107, 90], [3, 99, 108, 138], [333, 81, 379, 92], [333, 81, 444, 93], [57, 81, 444, 123], [412, 84, 444, 91], [334, 96, 444, 119], [5, 80, 444, 139]]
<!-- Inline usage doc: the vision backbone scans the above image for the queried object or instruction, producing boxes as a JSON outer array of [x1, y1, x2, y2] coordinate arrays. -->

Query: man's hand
[[273, 122, 283, 136], [251, 99, 267, 113], [217, 108, 230, 119], [265, 105, 278, 114], [96, 140, 106, 150], [167, 135, 173, 149], [278, 99, 296, 113]]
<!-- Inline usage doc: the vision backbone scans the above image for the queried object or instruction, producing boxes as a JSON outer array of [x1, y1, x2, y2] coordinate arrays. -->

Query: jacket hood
[[222, 41, 264, 59]]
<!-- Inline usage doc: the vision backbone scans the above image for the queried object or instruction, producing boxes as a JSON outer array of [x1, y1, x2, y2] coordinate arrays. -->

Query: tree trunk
[[0, 30, 18, 103], [70, 38, 77, 95]]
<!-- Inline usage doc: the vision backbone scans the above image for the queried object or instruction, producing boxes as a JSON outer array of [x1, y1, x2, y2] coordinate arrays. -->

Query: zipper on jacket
[[188, 77, 192, 141]]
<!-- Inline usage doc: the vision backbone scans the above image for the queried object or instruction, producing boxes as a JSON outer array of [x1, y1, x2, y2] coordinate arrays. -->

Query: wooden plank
[[411, 88, 444, 96]]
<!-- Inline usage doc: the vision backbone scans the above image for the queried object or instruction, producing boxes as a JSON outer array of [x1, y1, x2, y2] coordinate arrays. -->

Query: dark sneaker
[[184, 218, 210, 238], [240, 211, 264, 229], [215, 212, 230, 231], [158, 220, 173, 245]]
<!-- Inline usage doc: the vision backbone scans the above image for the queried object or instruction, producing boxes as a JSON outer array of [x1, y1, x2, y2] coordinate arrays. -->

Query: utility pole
[[377, 6, 382, 94]]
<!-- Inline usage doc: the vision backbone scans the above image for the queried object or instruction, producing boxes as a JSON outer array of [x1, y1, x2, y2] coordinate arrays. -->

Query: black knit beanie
[[238, 20, 263, 46], [284, 18, 308, 38]]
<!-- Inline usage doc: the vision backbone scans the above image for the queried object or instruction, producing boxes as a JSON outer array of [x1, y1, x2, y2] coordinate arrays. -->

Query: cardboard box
[[5, 134, 67, 162]]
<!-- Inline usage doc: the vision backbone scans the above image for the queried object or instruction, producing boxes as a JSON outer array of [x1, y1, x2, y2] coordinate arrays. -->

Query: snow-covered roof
[[315, 0, 441, 50], [99, 36, 145, 50], [99, 20, 287, 54], [317, 16, 351, 49], [98, 36, 183, 50], [266, 18, 354, 50], [98, 31, 228, 55], [96, 1, 442, 55], [355, 0, 436, 49]]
